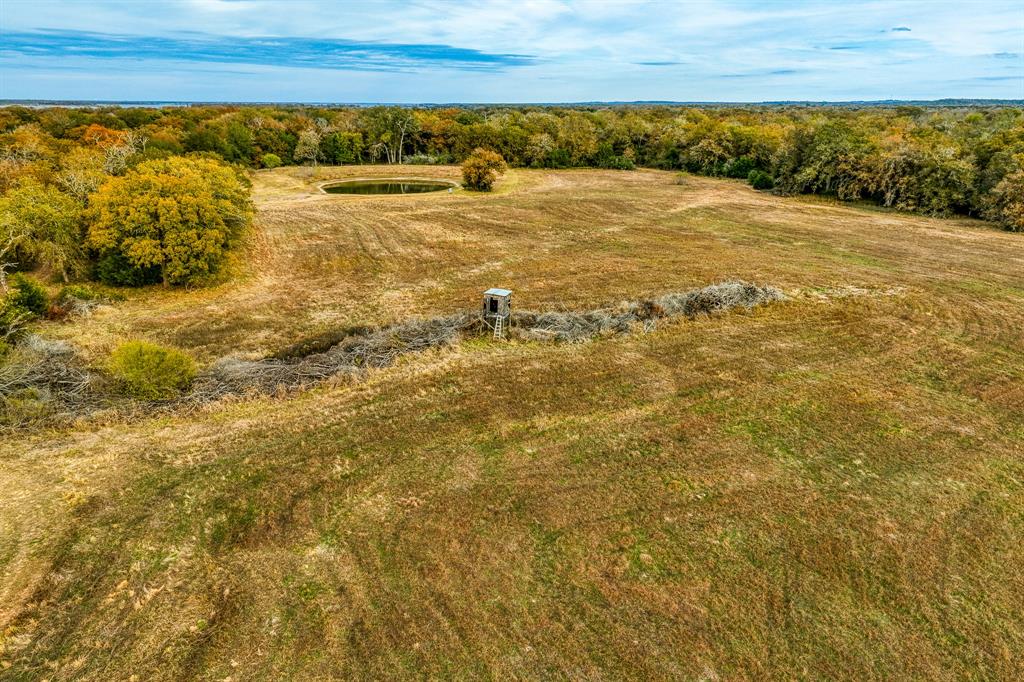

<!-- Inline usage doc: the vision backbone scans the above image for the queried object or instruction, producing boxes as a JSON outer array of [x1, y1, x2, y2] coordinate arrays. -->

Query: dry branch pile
[[513, 281, 785, 342], [0, 335, 97, 425], [1, 281, 783, 425], [189, 281, 783, 402], [189, 312, 479, 400]]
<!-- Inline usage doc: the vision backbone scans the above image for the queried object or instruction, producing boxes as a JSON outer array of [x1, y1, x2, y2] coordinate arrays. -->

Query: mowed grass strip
[[1, 169, 1023, 680]]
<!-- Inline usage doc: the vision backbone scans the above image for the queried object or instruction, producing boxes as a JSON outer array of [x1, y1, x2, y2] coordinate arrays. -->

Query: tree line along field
[[1, 103, 1023, 232], [1, 166, 1023, 679]]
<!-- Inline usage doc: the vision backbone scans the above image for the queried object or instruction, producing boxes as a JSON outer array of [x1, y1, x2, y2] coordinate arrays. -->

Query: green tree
[[984, 160, 1024, 231], [557, 113, 598, 166], [87, 157, 253, 286], [0, 179, 85, 283], [321, 132, 364, 164], [183, 124, 228, 157]]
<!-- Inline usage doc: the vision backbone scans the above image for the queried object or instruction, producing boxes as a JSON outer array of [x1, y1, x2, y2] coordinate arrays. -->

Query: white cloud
[[1, 0, 1021, 101]]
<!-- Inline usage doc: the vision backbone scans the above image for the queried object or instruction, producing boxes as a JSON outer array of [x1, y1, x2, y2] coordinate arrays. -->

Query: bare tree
[[0, 224, 29, 295], [57, 148, 106, 202], [102, 130, 147, 175], [295, 128, 324, 166], [359, 107, 419, 164]]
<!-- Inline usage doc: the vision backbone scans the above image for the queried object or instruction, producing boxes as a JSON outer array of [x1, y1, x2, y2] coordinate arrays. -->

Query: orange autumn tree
[[87, 157, 252, 286], [461, 148, 507, 191], [79, 124, 126, 148]]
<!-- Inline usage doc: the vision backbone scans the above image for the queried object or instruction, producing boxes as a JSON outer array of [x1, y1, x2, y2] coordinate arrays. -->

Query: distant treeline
[[1, 104, 1023, 230]]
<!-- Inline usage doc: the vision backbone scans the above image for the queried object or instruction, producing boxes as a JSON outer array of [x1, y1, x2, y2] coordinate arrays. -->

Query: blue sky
[[1, 0, 1022, 102]]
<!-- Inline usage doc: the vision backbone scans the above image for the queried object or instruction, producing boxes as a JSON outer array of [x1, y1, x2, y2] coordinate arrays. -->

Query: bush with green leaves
[[107, 340, 197, 401], [57, 284, 102, 305], [2, 275, 49, 341], [0, 304, 30, 342], [6, 275, 49, 316], [984, 163, 1024, 232], [594, 143, 636, 170], [748, 169, 775, 190], [56, 283, 121, 317], [406, 154, 452, 165], [261, 153, 282, 169], [725, 156, 756, 179]]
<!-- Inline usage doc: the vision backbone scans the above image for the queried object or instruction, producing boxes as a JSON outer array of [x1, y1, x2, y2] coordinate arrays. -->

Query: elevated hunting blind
[[482, 287, 512, 339]]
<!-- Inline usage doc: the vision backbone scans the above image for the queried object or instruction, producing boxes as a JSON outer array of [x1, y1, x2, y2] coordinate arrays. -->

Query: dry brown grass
[[51, 164, 1020, 363], [2, 167, 1023, 680]]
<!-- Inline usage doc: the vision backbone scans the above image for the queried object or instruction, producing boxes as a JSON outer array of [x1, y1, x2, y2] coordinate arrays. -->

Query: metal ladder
[[493, 315, 504, 339]]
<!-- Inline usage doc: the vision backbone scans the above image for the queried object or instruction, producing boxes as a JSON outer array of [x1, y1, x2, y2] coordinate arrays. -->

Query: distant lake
[[0, 101, 193, 109]]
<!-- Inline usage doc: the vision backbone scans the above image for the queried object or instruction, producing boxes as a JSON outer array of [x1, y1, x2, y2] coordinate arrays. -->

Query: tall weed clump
[[108, 340, 197, 401]]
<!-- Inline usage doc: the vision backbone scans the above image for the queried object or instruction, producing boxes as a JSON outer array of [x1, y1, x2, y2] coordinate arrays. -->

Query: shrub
[[7, 275, 49, 316], [406, 153, 453, 165], [57, 284, 102, 304], [108, 340, 197, 400], [748, 169, 775, 190], [462, 148, 507, 191], [607, 155, 635, 170], [725, 156, 756, 179], [0, 303, 31, 342], [261, 153, 282, 169], [594, 143, 636, 170], [543, 148, 572, 169], [56, 283, 120, 317]]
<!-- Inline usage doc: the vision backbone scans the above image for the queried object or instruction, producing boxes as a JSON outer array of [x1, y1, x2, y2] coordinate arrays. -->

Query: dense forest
[[0, 104, 1022, 299]]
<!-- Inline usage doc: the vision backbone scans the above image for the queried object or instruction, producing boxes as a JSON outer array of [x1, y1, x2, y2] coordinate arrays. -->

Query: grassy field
[[2, 166, 1023, 680]]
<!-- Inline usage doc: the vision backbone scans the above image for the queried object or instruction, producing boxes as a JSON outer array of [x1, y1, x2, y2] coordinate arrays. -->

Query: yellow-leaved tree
[[461, 148, 507, 192], [87, 157, 252, 286]]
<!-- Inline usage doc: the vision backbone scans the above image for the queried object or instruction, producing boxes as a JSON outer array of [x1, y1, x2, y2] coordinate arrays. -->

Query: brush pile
[[188, 312, 479, 400], [0, 335, 97, 426], [513, 281, 784, 342], [190, 281, 782, 400], [2, 281, 784, 425]]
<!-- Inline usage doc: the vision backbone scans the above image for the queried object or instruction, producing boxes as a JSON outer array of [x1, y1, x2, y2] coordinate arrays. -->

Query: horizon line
[[3, 98, 1024, 108]]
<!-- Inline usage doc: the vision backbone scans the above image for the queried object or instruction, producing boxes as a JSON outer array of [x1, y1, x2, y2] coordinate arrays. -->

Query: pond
[[321, 179, 457, 195]]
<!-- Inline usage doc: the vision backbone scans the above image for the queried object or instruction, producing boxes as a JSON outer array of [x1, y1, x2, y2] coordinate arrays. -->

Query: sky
[[0, 0, 1022, 103]]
